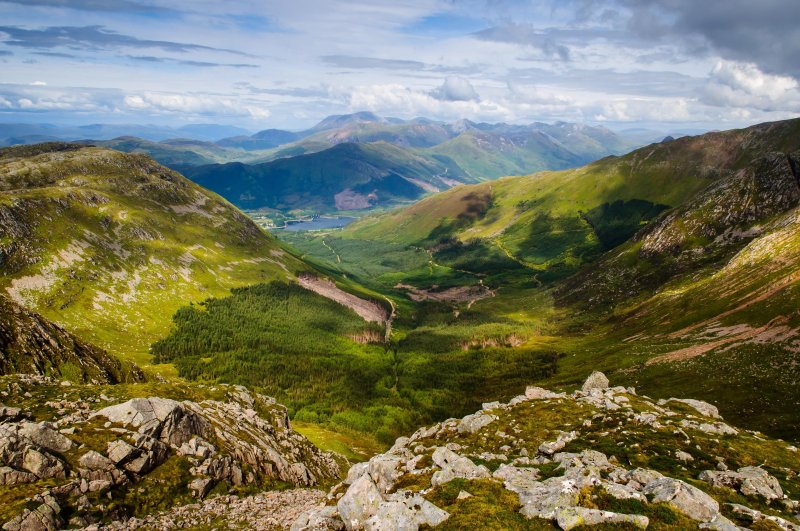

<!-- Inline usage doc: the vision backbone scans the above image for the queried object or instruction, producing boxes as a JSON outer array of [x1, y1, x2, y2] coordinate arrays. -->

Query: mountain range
[[1, 118, 799, 529]]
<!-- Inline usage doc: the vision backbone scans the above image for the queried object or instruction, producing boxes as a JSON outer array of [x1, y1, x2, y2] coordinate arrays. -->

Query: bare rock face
[[643, 477, 720, 522]]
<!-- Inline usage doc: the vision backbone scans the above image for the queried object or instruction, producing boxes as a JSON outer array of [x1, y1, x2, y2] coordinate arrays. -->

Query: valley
[[2, 119, 800, 529]]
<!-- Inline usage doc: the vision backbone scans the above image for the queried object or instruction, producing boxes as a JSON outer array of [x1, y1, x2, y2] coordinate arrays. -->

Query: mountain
[[0, 142, 305, 366], [216, 128, 302, 150], [0, 123, 250, 145], [301, 372, 800, 530], [308, 111, 386, 132], [278, 118, 800, 442], [175, 123, 251, 142], [181, 141, 474, 212], [0, 294, 143, 383]]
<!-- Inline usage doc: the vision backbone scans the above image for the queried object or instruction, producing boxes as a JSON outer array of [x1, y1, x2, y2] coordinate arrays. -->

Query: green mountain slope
[[182, 141, 474, 212], [0, 143, 304, 366], [278, 118, 800, 441], [0, 294, 143, 383]]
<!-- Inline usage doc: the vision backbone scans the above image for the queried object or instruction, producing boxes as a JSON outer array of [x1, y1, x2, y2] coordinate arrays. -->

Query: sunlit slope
[[0, 143, 304, 365], [347, 118, 800, 278]]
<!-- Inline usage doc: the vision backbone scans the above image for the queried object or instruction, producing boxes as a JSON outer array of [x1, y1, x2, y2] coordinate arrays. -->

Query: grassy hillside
[[0, 143, 305, 367], [182, 141, 475, 213], [275, 118, 800, 442]]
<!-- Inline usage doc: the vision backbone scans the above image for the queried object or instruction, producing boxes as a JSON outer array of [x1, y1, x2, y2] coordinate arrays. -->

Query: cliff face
[[0, 295, 142, 384], [295, 372, 800, 530]]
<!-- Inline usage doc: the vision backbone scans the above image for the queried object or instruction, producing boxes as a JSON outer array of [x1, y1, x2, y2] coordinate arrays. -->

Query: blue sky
[[0, 0, 798, 131]]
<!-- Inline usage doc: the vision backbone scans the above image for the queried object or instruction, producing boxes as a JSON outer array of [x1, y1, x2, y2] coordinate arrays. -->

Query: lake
[[272, 216, 357, 232]]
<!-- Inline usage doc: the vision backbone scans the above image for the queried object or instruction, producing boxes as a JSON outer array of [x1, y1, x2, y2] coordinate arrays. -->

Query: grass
[[292, 421, 385, 462]]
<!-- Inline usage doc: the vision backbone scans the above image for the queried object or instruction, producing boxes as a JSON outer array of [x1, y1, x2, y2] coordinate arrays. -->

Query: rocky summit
[[0, 375, 340, 529], [294, 372, 800, 531]]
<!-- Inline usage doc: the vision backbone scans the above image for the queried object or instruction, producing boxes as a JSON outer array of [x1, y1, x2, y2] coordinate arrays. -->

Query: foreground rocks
[[0, 376, 340, 529], [294, 372, 800, 530]]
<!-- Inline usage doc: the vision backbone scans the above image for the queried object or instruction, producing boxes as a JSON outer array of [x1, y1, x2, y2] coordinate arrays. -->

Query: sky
[[0, 0, 799, 131]]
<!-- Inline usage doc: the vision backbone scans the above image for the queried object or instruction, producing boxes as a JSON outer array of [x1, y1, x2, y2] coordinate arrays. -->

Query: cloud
[[123, 91, 270, 118], [0, 0, 178, 14], [0, 50, 12, 56], [621, 0, 800, 78], [473, 23, 571, 61], [0, 25, 247, 55], [700, 60, 800, 112], [127, 55, 258, 68], [431, 76, 479, 101], [321, 55, 425, 70]]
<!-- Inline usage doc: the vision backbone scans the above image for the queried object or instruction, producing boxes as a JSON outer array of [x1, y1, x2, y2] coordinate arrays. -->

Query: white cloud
[[431, 76, 480, 101], [122, 91, 270, 118], [701, 60, 800, 111]]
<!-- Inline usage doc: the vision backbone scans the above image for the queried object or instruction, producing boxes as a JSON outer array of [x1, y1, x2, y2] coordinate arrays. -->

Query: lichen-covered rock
[[581, 371, 609, 393], [456, 411, 496, 434], [338, 474, 384, 530], [555, 507, 649, 530], [430, 447, 490, 486], [292, 505, 345, 531], [700, 466, 784, 500], [643, 477, 720, 522], [667, 398, 721, 419], [17, 422, 72, 453]]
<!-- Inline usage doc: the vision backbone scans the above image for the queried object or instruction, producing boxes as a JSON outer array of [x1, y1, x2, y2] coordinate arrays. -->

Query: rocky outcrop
[[0, 377, 340, 529], [297, 371, 800, 530]]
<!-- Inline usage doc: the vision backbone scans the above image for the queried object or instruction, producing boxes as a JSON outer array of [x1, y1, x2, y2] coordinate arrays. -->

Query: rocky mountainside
[[0, 374, 340, 529], [294, 372, 800, 530], [0, 294, 142, 384], [0, 143, 305, 364]]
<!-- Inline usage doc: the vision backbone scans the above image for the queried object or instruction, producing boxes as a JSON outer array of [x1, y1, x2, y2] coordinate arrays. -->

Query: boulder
[[643, 477, 719, 522], [555, 507, 649, 530], [188, 477, 215, 499], [78, 450, 115, 472], [368, 455, 403, 493], [430, 447, 490, 486], [700, 466, 783, 500], [669, 398, 720, 419], [292, 505, 345, 531], [338, 474, 384, 530], [346, 462, 369, 485], [2, 493, 61, 531], [581, 371, 609, 393], [456, 411, 496, 434], [0, 465, 37, 486], [364, 501, 417, 531], [107, 439, 139, 465], [18, 422, 72, 453], [525, 386, 562, 400], [21, 448, 66, 479]]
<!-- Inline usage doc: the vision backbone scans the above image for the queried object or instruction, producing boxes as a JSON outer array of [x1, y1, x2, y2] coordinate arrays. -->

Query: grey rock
[[368, 455, 404, 493], [0, 465, 38, 486], [430, 447, 490, 486], [581, 371, 609, 393], [669, 398, 721, 418], [525, 387, 563, 400], [78, 450, 115, 471], [21, 448, 66, 479], [2, 493, 61, 531], [107, 439, 139, 465], [346, 462, 369, 485], [456, 411, 497, 434], [700, 466, 783, 500], [188, 477, 215, 499], [555, 507, 649, 530], [292, 505, 345, 531], [364, 501, 417, 531], [699, 514, 744, 530], [643, 476, 719, 522], [18, 422, 72, 453], [338, 474, 384, 530]]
